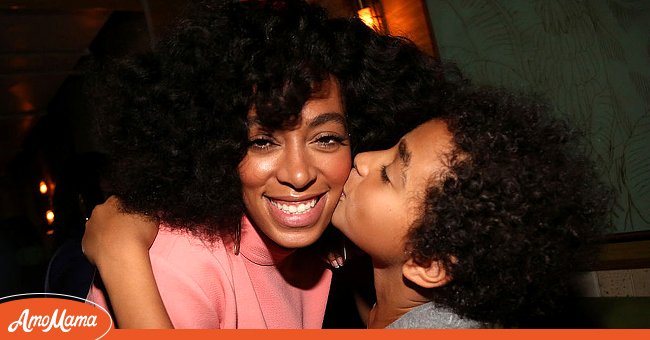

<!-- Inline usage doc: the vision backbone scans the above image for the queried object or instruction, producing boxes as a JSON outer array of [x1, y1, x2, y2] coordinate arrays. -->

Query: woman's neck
[[367, 263, 430, 329]]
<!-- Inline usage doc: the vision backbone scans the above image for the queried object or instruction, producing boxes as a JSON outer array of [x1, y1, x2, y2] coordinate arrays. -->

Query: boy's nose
[[352, 151, 373, 177]]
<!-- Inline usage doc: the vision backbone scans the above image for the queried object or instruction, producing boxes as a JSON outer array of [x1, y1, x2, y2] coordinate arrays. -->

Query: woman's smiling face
[[238, 79, 351, 249], [332, 119, 455, 265]]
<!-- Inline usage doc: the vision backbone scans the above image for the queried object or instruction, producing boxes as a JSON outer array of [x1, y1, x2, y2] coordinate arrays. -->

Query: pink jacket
[[87, 216, 332, 328]]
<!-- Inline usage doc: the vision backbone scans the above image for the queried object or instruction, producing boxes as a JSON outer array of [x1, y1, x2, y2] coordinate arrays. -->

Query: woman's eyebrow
[[246, 116, 262, 126], [308, 112, 346, 128], [247, 112, 346, 130]]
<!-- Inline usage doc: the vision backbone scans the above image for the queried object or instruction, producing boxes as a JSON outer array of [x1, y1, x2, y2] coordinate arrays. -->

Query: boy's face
[[332, 119, 455, 265], [238, 80, 352, 249]]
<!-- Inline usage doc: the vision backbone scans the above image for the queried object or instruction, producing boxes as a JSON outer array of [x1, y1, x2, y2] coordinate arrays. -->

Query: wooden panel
[[0, 114, 40, 176], [0, 9, 111, 52], [0, 114, 38, 144], [0, 0, 141, 11], [596, 238, 650, 271], [0, 53, 82, 74], [0, 75, 68, 115], [381, 0, 438, 57]]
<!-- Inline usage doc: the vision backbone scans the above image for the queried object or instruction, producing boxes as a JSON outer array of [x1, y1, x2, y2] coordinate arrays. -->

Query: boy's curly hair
[[330, 18, 462, 153], [90, 0, 450, 239], [407, 85, 613, 326]]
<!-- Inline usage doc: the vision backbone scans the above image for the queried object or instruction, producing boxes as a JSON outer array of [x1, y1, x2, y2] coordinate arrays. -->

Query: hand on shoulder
[[82, 195, 159, 267]]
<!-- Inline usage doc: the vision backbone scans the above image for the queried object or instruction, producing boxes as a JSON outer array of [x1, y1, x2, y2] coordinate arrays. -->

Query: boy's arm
[[83, 196, 174, 329]]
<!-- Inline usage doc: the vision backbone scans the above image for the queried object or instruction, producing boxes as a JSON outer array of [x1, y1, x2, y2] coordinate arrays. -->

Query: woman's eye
[[248, 137, 276, 151], [380, 165, 390, 183], [314, 134, 348, 150]]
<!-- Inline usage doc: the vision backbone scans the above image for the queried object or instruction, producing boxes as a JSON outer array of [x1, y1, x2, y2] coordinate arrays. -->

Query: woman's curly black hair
[[90, 0, 450, 239], [406, 85, 613, 326]]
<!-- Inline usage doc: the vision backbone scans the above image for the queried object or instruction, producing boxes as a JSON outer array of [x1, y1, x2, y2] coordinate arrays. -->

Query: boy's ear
[[402, 258, 451, 289]]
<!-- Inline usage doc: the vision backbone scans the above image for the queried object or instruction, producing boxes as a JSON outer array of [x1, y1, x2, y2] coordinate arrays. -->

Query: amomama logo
[[0, 293, 113, 339]]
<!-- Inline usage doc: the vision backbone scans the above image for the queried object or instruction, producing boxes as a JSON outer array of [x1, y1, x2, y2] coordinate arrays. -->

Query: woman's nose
[[276, 147, 317, 190]]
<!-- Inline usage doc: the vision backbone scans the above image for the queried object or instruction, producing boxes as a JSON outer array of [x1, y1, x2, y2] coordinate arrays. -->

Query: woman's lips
[[266, 193, 327, 228]]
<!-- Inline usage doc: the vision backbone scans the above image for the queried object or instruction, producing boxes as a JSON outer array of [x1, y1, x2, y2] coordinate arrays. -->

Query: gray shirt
[[386, 302, 490, 329]]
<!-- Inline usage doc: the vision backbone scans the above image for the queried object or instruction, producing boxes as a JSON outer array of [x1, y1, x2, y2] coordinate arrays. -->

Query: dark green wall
[[426, 0, 650, 233]]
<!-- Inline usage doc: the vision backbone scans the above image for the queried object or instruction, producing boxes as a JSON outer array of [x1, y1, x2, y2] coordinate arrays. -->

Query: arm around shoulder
[[83, 196, 174, 329]]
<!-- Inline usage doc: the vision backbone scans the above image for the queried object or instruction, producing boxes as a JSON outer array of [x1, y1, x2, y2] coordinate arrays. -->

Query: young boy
[[332, 84, 612, 328]]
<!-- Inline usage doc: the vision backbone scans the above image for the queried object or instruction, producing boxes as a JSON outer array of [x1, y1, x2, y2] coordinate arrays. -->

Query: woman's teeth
[[271, 198, 318, 214]]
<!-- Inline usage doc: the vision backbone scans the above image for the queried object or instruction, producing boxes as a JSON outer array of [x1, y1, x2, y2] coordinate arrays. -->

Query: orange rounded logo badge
[[0, 293, 113, 339]]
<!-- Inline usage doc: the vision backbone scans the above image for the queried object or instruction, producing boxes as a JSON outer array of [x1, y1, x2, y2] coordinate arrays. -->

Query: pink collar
[[238, 215, 295, 266]]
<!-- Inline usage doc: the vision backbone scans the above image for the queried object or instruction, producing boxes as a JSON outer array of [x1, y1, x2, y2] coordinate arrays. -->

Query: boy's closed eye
[[380, 164, 390, 183]]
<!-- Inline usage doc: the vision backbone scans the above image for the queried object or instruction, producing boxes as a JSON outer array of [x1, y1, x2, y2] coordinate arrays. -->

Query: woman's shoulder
[[148, 225, 235, 296], [151, 225, 228, 264]]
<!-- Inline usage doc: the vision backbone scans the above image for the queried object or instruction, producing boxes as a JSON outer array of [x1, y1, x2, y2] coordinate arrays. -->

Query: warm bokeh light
[[39, 181, 48, 194], [357, 7, 379, 31], [46, 210, 55, 224], [8, 82, 36, 112], [46, 229, 54, 235]]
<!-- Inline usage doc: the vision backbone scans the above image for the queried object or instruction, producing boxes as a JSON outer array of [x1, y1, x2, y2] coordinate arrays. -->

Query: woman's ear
[[402, 258, 451, 289]]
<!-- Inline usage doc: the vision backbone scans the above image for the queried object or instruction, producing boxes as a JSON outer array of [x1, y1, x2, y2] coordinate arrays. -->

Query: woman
[[83, 0, 447, 329]]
